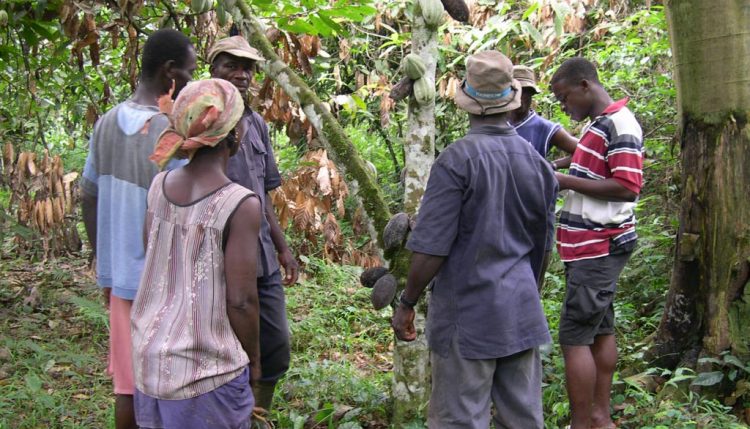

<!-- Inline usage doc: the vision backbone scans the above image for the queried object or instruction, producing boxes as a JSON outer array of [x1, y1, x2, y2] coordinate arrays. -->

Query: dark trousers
[[258, 270, 290, 383]]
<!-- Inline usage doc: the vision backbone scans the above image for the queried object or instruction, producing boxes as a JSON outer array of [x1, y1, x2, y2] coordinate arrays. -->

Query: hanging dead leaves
[[1, 144, 81, 257], [271, 149, 380, 269]]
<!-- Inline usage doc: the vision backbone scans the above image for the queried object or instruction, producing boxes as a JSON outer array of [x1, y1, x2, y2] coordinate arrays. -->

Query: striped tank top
[[132, 171, 255, 400]]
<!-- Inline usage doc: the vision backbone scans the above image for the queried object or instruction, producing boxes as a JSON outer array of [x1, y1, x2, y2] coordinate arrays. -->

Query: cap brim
[[454, 79, 523, 115], [209, 48, 265, 64], [519, 81, 541, 94]]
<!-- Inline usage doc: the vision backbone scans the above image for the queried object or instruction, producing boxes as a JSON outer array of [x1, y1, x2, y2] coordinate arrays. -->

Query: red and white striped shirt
[[557, 98, 643, 261]]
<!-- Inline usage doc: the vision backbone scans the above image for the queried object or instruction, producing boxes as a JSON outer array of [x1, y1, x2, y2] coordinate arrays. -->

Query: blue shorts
[[134, 367, 253, 429]]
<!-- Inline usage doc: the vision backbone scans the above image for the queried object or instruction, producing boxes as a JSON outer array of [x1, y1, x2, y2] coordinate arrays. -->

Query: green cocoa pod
[[413, 77, 435, 106], [403, 54, 427, 80], [360, 266, 389, 288], [224, 0, 237, 8], [383, 212, 410, 251], [0, 10, 8, 27], [371, 273, 397, 310], [216, 3, 228, 26], [191, 0, 210, 14], [419, 0, 444, 29]]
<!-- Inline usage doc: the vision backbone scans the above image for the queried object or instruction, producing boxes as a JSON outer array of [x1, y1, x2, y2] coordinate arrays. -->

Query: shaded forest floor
[[1, 253, 748, 428]]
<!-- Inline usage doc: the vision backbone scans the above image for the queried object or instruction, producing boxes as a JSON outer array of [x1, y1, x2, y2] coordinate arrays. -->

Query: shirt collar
[[512, 110, 536, 128], [602, 97, 629, 115], [468, 124, 517, 136]]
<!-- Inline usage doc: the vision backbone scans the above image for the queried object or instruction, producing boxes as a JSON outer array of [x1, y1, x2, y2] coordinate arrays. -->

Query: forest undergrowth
[[1, 244, 748, 428]]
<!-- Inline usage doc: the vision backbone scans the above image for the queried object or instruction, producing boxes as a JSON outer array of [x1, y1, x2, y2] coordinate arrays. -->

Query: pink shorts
[[107, 294, 135, 395]]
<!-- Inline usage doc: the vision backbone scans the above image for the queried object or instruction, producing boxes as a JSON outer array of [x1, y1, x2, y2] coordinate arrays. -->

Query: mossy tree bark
[[650, 0, 750, 369], [390, 6, 438, 425], [234, 1, 392, 244]]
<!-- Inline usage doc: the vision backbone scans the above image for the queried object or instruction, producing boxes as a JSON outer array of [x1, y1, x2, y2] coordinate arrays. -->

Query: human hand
[[278, 249, 299, 285], [391, 304, 417, 341]]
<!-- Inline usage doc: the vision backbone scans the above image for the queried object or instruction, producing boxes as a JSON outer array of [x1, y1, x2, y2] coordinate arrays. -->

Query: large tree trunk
[[650, 0, 750, 368], [391, 9, 438, 424]]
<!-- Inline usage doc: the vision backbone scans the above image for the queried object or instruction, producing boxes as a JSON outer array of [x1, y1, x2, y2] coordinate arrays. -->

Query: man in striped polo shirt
[[550, 57, 643, 429]]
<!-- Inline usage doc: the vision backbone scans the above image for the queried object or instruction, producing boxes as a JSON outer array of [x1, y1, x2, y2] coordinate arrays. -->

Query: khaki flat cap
[[207, 36, 265, 64]]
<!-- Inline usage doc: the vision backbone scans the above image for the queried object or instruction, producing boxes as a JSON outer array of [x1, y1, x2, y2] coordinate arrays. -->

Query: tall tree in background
[[390, 1, 439, 423], [652, 0, 750, 367]]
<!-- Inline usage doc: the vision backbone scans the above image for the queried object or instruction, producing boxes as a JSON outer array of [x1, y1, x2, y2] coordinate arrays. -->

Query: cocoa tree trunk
[[650, 0, 750, 368], [391, 5, 439, 425], [234, 1, 392, 242]]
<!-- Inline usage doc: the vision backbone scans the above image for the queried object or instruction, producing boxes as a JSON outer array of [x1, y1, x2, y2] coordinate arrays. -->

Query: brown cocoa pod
[[389, 77, 414, 102], [383, 212, 410, 251], [360, 266, 389, 288], [371, 274, 397, 310], [440, 0, 469, 23]]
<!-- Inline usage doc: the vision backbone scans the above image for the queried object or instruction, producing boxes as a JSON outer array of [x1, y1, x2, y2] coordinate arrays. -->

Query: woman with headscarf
[[131, 78, 262, 429]]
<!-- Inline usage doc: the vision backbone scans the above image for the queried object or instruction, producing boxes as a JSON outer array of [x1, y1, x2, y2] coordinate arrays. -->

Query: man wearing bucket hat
[[207, 36, 297, 420], [510, 65, 578, 166], [511, 65, 579, 291], [391, 51, 556, 428]]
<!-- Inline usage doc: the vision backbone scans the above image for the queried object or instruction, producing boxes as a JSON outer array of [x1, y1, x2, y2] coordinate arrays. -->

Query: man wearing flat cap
[[208, 36, 298, 419], [391, 51, 556, 428]]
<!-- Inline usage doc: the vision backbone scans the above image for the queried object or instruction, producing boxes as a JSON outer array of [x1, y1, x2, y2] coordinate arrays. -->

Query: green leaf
[[723, 354, 744, 368], [691, 371, 724, 387], [25, 373, 42, 392], [283, 18, 320, 35], [520, 21, 544, 47], [554, 14, 564, 37], [323, 5, 376, 21], [309, 14, 334, 36], [316, 13, 344, 35], [521, 1, 540, 21]]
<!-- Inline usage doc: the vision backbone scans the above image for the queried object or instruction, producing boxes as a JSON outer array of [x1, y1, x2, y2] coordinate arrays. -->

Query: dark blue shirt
[[407, 124, 556, 359], [226, 108, 282, 277], [513, 110, 562, 158]]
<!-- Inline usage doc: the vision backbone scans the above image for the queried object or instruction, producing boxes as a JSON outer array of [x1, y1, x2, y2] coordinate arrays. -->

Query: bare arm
[[391, 252, 445, 341], [81, 191, 111, 307], [550, 128, 578, 169], [81, 191, 98, 257], [265, 193, 298, 285], [225, 195, 263, 381], [556, 173, 638, 202]]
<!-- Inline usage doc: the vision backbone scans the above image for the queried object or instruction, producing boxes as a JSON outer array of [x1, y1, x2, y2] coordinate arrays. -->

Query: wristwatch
[[399, 291, 418, 309]]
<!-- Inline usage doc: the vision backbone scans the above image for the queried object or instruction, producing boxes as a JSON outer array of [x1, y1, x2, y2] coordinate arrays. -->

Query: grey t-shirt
[[226, 108, 282, 278], [407, 124, 556, 359]]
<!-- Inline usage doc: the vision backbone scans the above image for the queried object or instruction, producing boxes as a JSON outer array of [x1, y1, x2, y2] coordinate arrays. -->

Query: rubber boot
[[251, 381, 277, 429]]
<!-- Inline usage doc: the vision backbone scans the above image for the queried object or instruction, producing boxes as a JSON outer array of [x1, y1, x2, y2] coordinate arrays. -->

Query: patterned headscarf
[[150, 78, 244, 169]]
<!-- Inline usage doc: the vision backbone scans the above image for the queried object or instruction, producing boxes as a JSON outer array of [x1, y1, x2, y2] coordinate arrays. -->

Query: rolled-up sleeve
[[406, 159, 464, 256]]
